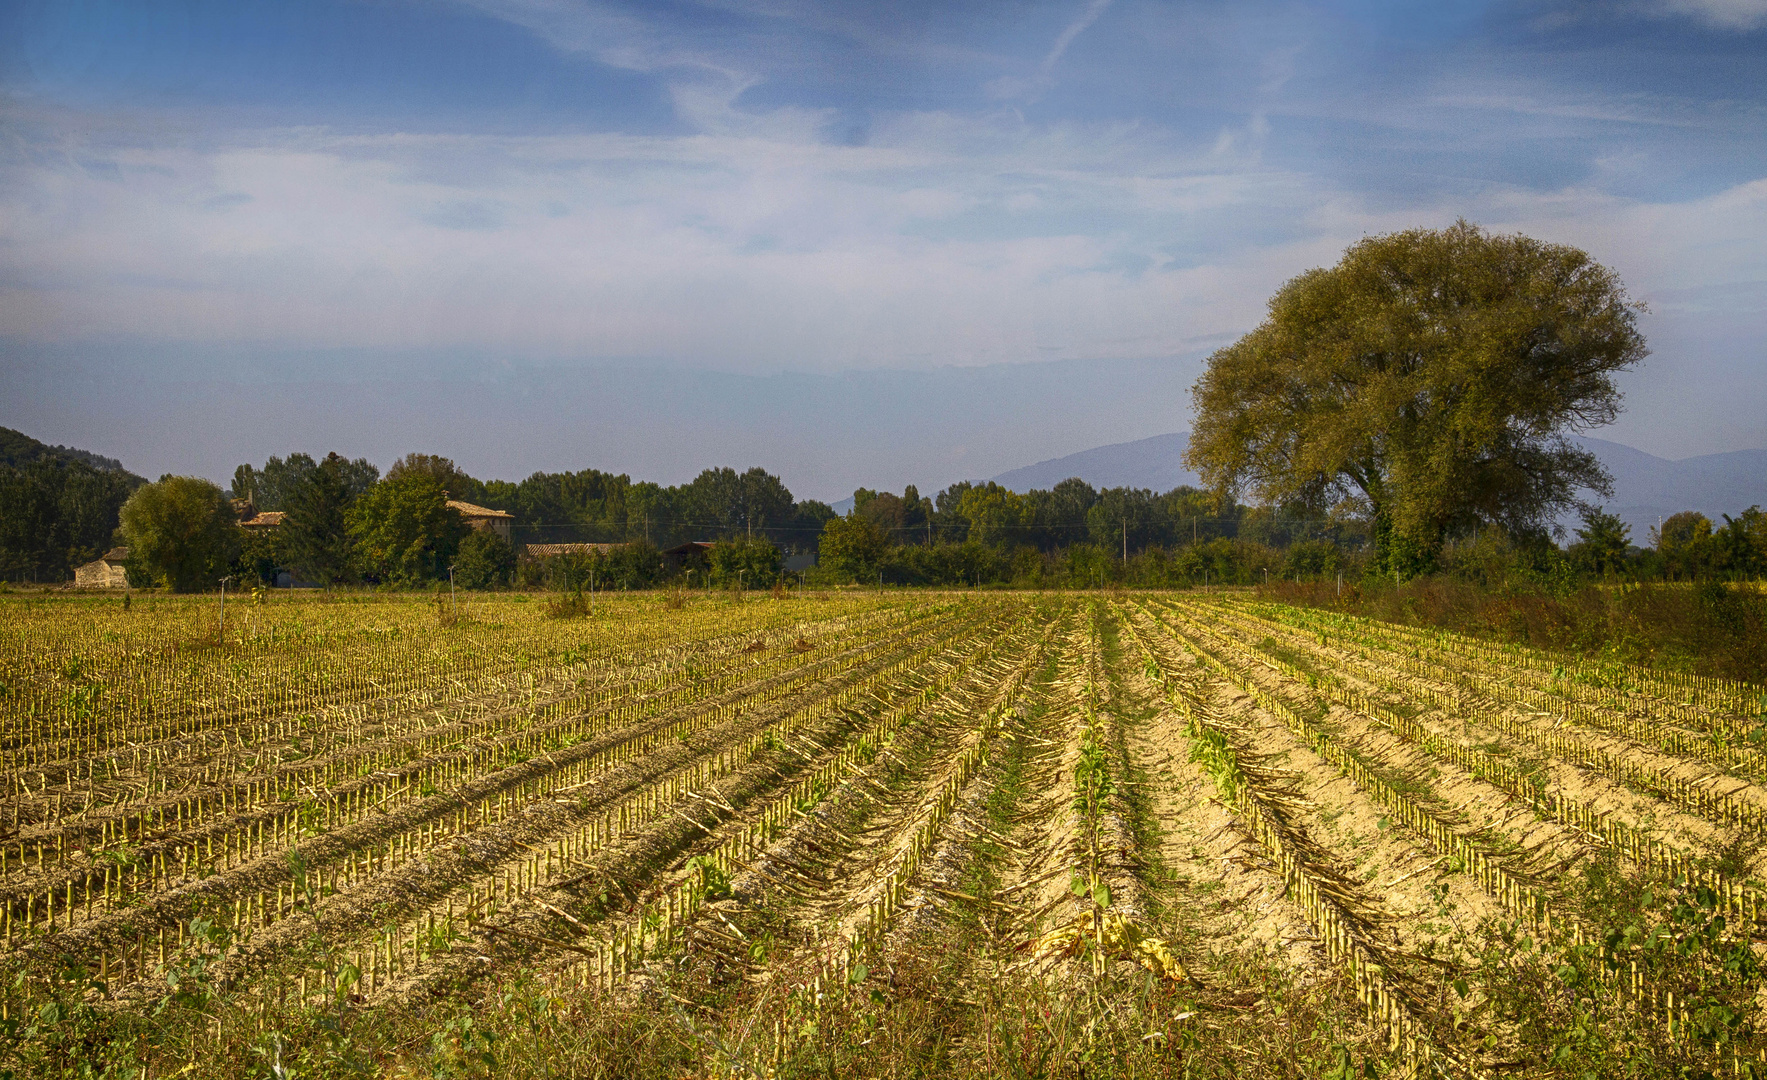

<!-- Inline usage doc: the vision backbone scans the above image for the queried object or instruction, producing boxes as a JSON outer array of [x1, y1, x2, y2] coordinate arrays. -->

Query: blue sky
[[2, 0, 1764, 500]]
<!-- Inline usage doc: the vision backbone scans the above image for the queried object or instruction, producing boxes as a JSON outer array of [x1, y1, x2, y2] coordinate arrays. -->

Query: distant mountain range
[[1573, 437, 1767, 541], [992, 433, 1201, 493], [984, 431, 1765, 543]]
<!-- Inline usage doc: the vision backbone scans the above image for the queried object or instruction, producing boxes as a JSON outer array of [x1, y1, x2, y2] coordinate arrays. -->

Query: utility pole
[[218, 576, 232, 644], [449, 565, 456, 617]]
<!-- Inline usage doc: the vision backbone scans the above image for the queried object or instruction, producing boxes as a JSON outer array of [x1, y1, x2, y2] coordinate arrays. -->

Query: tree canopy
[[118, 476, 237, 592], [281, 452, 369, 584], [1186, 221, 1647, 573], [0, 427, 143, 581], [348, 470, 468, 585]]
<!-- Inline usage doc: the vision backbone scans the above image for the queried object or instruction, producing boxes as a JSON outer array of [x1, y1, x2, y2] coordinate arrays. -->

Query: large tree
[[348, 471, 469, 585], [817, 514, 888, 583], [1186, 221, 1647, 573], [118, 476, 238, 591], [676, 467, 796, 542], [282, 452, 362, 584]]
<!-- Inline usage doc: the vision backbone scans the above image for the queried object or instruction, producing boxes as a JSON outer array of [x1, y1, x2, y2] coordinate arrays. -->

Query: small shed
[[447, 498, 515, 541], [74, 547, 130, 589], [662, 541, 715, 570]]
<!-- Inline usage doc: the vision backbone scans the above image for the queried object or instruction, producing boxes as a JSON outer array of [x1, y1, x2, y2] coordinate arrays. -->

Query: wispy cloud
[[985, 0, 1116, 101], [1042, 0, 1114, 76], [4, 0, 1765, 471], [1652, 0, 1767, 30], [4, 101, 1762, 384]]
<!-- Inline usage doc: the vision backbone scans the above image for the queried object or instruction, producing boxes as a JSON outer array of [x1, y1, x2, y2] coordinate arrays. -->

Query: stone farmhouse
[[74, 547, 130, 589]]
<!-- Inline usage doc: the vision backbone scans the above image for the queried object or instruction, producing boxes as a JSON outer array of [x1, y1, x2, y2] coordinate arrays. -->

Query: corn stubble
[[2, 589, 1762, 1079]]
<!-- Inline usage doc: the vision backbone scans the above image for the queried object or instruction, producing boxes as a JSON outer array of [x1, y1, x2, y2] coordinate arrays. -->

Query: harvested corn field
[[4, 590, 1765, 1079]]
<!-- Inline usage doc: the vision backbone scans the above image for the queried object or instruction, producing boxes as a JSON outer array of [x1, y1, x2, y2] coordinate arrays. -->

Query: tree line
[[0, 428, 143, 582], [6, 426, 1764, 593], [5, 222, 1764, 594]]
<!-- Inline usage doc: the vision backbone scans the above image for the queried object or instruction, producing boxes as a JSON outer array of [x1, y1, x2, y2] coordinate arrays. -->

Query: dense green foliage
[[8, 423, 1763, 596], [231, 452, 378, 511], [808, 475, 1344, 587], [453, 529, 517, 589], [117, 476, 238, 592], [280, 452, 371, 586], [347, 470, 469, 586], [708, 537, 783, 587], [0, 426, 130, 473], [0, 427, 143, 582], [449, 464, 832, 552]]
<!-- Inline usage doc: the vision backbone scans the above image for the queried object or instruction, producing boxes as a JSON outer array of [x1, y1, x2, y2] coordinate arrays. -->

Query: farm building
[[74, 547, 130, 588], [237, 509, 286, 529], [446, 498, 515, 541], [523, 543, 628, 559]]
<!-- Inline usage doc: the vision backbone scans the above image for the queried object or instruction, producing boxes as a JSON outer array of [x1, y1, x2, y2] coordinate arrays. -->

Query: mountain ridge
[[0, 426, 138, 476], [991, 432, 1201, 493], [985, 432, 1767, 542]]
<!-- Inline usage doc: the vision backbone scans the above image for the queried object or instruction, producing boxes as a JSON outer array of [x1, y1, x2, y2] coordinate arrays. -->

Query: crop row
[[1186, 602, 1767, 939], [1122, 618, 1458, 1075], [1245, 601, 1763, 743], [1139, 604, 1562, 935], [5, 603, 911, 787], [757, 613, 1051, 1054], [1200, 599, 1766, 831], [1156, 600, 1767, 1065], [58, 604, 1024, 1003], [1250, 597, 1763, 723], [2, 605, 995, 990], [1, 599, 903, 770], [314, 604, 1051, 1029], [2, 604, 947, 897]]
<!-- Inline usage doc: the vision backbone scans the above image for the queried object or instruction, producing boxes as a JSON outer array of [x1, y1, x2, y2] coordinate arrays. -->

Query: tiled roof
[[524, 543, 627, 557], [239, 511, 286, 527], [102, 547, 130, 562], [447, 499, 515, 520]]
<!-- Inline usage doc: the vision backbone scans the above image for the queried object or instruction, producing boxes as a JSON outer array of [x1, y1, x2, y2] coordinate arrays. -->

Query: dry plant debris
[[1, 590, 1762, 1079]]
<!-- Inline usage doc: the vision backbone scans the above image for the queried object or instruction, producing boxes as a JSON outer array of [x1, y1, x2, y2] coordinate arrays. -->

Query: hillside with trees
[[0, 427, 143, 583]]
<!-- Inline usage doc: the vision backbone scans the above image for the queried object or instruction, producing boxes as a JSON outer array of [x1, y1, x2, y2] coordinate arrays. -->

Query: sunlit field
[[4, 589, 1763, 1079]]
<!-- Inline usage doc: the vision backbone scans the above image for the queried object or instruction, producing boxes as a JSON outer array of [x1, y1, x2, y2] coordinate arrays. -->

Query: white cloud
[[0, 114, 1306, 370], [1653, 0, 1767, 29], [1042, 0, 1114, 76], [986, 0, 1114, 101], [2, 95, 1763, 394]]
